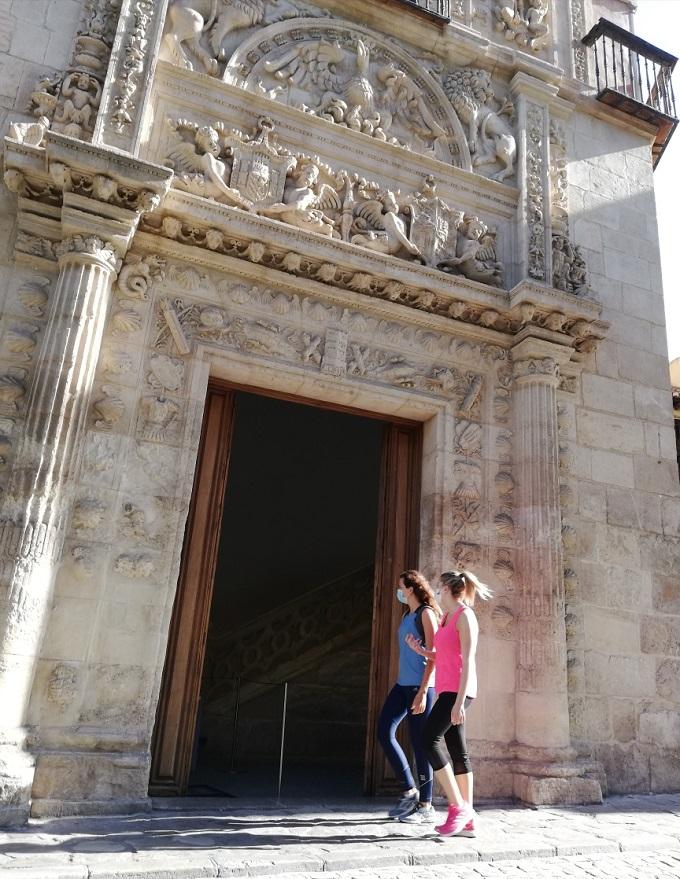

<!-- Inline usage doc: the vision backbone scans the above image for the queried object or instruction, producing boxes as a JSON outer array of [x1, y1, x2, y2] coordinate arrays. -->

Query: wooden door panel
[[364, 422, 422, 795], [149, 388, 235, 795]]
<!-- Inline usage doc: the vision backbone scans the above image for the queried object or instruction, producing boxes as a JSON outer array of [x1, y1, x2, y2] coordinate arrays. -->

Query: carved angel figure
[[259, 161, 342, 238], [164, 0, 266, 76], [438, 215, 503, 288], [352, 190, 421, 259], [494, 0, 549, 52], [442, 69, 516, 182], [166, 120, 254, 209]]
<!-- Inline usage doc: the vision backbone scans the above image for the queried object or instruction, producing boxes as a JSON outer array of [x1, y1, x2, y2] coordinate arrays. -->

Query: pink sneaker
[[434, 803, 474, 837], [454, 817, 476, 838]]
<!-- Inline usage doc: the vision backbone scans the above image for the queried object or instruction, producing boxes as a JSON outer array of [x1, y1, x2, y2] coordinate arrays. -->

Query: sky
[[634, 1, 680, 363]]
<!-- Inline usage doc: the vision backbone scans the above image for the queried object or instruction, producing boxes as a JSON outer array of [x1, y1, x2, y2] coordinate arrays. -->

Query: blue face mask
[[396, 588, 408, 604]]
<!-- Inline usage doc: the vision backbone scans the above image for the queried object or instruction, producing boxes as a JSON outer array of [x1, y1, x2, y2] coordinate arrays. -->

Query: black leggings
[[422, 692, 472, 775]]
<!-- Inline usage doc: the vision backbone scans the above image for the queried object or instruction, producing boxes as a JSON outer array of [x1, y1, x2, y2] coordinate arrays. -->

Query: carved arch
[[224, 19, 472, 171]]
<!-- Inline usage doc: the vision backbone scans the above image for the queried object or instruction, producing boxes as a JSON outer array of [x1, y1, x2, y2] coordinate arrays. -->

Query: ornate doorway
[[149, 382, 421, 797]]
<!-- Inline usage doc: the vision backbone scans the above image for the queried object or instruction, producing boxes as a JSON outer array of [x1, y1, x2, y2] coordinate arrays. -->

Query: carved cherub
[[259, 160, 342, 238], [494, 0, 549, 51], [166, 120, 253, 209], [352, 190, 421, 259], [377, 63, 447, 154], [438, 215, 503, 288]]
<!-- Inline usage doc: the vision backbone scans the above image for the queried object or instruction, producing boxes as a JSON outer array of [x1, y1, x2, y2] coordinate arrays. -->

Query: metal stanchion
[[229, 675, 241, 773], [276, 681, 288, 802]]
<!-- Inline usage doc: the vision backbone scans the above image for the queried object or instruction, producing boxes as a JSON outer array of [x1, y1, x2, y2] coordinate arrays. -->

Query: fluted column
[[511, 335, 602, 805], [0, 236, 118, 825]]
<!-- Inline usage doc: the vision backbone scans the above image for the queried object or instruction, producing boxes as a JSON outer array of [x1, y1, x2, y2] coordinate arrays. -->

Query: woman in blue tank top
[[377, 569, 440, 824]]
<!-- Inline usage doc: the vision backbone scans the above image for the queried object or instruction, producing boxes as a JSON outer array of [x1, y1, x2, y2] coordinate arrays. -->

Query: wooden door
[[149, 386, 421, 796], [149, 387, 236, 795], [363, 422, 422, 795]]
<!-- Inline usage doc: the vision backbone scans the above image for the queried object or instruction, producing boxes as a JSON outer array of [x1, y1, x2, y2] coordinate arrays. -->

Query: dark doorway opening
[[189, 391, 382, 798], [149, 383, 422, 800]]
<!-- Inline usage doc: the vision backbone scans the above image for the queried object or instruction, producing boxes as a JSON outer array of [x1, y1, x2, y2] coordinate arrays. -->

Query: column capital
[[54, 235, 120, 273], [511, 335, 573, 384]]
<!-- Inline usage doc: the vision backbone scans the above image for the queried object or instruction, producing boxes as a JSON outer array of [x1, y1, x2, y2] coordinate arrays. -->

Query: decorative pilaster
[[511, 334, 602, 805], [0, 236, 119, 825], [511, 74, 554, 287], [94, 0, 170, 154]]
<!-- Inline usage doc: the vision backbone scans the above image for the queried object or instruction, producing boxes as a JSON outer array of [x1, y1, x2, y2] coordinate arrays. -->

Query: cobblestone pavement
[[0, 794, 678, 877]]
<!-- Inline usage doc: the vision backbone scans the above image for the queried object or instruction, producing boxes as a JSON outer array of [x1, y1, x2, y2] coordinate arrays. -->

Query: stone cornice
[[137, 189, 607, 354]]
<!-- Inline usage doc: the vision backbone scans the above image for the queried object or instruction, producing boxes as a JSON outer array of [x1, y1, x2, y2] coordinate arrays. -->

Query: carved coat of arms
[[407, 176, 462, 267], [226, 118, 295, 207]]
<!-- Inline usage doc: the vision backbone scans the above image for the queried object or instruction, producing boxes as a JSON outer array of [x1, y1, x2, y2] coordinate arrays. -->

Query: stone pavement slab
[[0, 794, 678, 877]]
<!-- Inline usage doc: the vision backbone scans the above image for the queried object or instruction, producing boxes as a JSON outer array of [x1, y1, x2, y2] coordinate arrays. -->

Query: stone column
[[511, 334, 602, 805], [0, 236, 119, 825]]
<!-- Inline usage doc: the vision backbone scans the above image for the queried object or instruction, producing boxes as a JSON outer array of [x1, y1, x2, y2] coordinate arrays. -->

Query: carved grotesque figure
[[494, 0, 549, 52], [163, 0, 266, 75]]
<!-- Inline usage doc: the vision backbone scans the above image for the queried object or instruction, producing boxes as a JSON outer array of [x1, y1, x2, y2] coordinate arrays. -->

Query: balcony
[[388, 0, 450, 22], [582, 18, 678, 167]]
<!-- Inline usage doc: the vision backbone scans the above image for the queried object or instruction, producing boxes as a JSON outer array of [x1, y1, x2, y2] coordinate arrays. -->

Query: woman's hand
[[451, 702, 465, 726], [411, 689, 427, 715], [405, 633, 425, 655]]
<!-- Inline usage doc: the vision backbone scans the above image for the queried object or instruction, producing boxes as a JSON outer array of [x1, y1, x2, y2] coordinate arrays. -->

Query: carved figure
[[377, 63, 447, 153], [52, 73, 101, 138], [167, 120, 255, 208], [164, 0, 266, 75], [439, 215, 503, 287], [494, 0, 549, 51], [352, 190, 421, 259], [442, 69, 516, 181], [260, 161, 342, 237], [552, 233, 588, 296]]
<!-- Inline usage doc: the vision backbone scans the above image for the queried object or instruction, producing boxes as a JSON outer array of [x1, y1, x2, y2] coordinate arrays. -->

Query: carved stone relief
[[526, 103, 547, 283], [550, 120, 588, 297], [160, 115, 505, 286], [223, 19, 471, 167], [441, 69, 517, 182], [570, 0, 588, 81], [493, 0, 550, 51], [28, 0, 122, 141]]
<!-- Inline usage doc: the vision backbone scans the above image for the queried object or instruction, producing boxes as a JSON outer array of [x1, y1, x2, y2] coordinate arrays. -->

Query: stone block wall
[[565, 111, 680, 793]]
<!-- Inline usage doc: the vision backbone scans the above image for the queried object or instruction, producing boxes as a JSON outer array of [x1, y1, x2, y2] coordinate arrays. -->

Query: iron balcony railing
[[392, 0, 450, 21], [582, 18, 678, 167]]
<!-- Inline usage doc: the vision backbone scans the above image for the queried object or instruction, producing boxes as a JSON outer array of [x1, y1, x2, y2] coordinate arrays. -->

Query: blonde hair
[[440, 569, 492, 607]]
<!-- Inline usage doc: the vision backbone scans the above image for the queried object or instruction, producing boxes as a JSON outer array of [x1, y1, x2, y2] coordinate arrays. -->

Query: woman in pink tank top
[[406, 569, 492, 839]]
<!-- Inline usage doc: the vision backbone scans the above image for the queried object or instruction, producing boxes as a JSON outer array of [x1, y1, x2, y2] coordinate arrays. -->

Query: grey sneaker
[[388, 792, 419, 819], [399, 804, 437, 824]]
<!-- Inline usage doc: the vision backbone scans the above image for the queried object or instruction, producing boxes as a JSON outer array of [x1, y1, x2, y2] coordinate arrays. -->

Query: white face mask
[[396, 588, 408, 605]]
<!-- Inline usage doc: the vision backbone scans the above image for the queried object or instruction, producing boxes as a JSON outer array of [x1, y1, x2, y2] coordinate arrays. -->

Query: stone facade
[[0, 0, 678, 824]]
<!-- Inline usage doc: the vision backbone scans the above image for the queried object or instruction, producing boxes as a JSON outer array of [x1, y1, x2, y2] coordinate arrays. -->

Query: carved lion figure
[[442, 68, 516, 182], [164, 0, 266, 76]]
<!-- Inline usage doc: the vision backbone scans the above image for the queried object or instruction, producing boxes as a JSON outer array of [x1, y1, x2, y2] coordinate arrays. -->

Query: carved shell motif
[[93, 387, 125, 428], [0, 374, 26, 407], [17, 280, 49, 316], [5, 325, 39, 360], [112, 304, 143, 335]]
